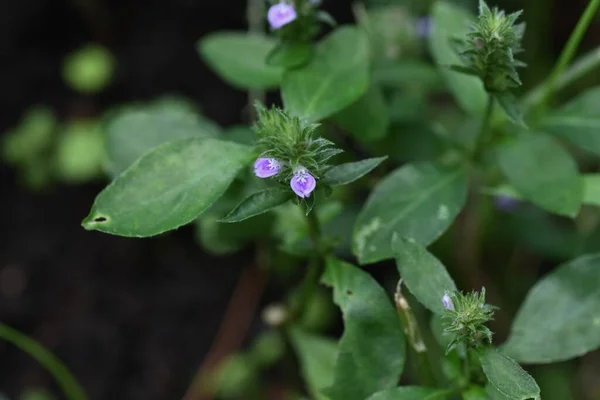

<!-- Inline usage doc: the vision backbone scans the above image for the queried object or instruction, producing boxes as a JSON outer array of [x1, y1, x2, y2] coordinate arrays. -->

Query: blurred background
[[1, 0, 600, 399]]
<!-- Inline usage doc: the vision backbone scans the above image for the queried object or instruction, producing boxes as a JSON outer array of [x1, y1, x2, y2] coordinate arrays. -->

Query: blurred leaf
[[224, 125, 256, 146], [353, 162, 467, 264], [373, 61, 442, 91], [290, 329, 337, 400], [367, 123, 446, 163], [496, 133, 582, 218], [62, 44, 114, 93], [332, 85, 390, 142], [322, 156, 387, 186], [2, 106, 56, 164], [495, 92, 526, 127], [82, 138, 254, 237], [105, 98, 220, 175], [540, 86, 600, 156], [393, 238, 457, 314], [531, 364, 576, 400], [429, 1, 487, 116], [282, 26, 369, 121], [367, 386, 452, 400], [20, 390, 53, 400], [220, 188, 292, 223], [198, 32, 282, 89], [321, 258, 406, 400], [0, 323, 88, 400], [503, 253, 600, 363], [266, 42, 313, 69], [54, 120, 105, 183], [462, 386, 491, 400], [479, 348, 540, 400], [212, 354, 259, 398], [249, 331, 285, 368]]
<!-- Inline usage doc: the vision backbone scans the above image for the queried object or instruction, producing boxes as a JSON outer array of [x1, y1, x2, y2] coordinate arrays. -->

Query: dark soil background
[[0, 0, 595, 399]]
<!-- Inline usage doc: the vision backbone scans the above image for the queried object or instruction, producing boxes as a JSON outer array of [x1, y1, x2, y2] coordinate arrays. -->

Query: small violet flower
[[254, 157, 282, 178], [290, 167, 316, 198], [442, 293, 455, 311], [416, 16, 433, 38], [268, 2, 297, 30], [494, 195, 519, 212]]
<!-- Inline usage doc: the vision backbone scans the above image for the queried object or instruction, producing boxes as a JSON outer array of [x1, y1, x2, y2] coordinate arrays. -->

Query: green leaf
[[282, 26, 369, 121], [105, 98, 220, 175], [289, 329, 337, 400], [321, 258, 406, 400], [393, 238, 457, 314], [322, 156, 387, 187], [495, 92, 526, 127], [540, 86, 600, 156], [82, 138, 254, 237], [366, 386, 452, 400], [198, 32, 283, 89], [220, 188, 292, 223], [479, 348, 540, 400], [503, 253, 600, 363], [373, 61, 443, 92], [0, 323, 88, 400], [332, 85, 390, 142], [429, 1, 487, 116], [266, 42, 313, 69], [353, 162, 468, 264], [496, 133, 582, 218]]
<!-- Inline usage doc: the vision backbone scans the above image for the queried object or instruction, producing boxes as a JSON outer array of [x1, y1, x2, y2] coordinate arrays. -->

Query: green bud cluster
[[254, 103, 342, 181], [442, 287, 496, 354], [453, 0, 525, 93]]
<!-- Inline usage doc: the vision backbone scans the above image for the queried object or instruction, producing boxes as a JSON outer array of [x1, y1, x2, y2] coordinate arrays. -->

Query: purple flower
[[268, 2, 297, 30], [290, 167, 316, 198], [416, 16, 433, 38], [494, 195, 520, 212], [254, 157, 282, 178], [442, 294, 455, 311]]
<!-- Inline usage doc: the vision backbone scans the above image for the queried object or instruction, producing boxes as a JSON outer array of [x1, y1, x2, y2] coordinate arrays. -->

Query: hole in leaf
[[346, 290, 353, 296], [93, 216, 108, 223]]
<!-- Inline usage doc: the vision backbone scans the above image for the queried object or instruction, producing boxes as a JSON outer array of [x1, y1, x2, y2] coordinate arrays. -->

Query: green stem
[[473, 95, 495, 163], [523, 46, 600, 111], [246, 0, 265, 121], [0, 323, 88, 400], [463, 350, 471, 383], [540, 0, 600, 108], [394, 282, 436, 386], [287, 207, 324, 323]]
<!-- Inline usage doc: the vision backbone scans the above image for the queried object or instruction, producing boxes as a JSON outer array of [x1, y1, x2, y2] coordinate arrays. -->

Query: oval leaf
[[289, 329, 337, 400], [321, 257, 406, 400], [198, 32, 283, 89], [367, 387, 452, 400], [503, 253, 600, 363], [496, 133, 582, 218], [393, 237, 457, 315], [540, 86, 600, 155], [429, 1, 487, 116], [220, 188, 292, 223], [82, 138, 254, 237], [479, 348, 540, 400], [322, 156, 387, 186], [266, 42, 313, 69], [353, 162, 468, 265], [105, 98, 220, 175], [332, 85, 390, 142], [282, 26, 369, 121]]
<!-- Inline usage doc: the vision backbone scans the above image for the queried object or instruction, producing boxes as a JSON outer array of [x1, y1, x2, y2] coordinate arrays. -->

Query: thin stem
[[246, 0, 266, 121], [463, 350, 471, 383], [287, 207, 324, 323], [523, 46, 600, 111], [539, 0, 600, 108], [473, 95, 495, 163], [394, 282, 436, 386]]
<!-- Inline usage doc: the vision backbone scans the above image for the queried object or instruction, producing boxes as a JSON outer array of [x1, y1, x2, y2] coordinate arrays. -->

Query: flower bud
[[254, 157, 282, 178], [442, 293, 455, 311], [290, 167, 317, 198], [268, 2, 297, 30]]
